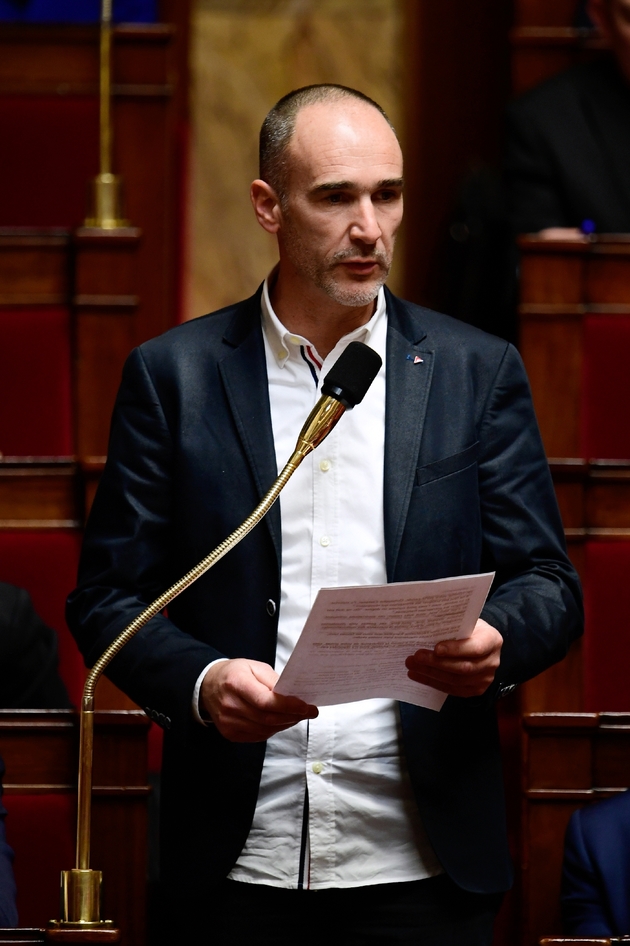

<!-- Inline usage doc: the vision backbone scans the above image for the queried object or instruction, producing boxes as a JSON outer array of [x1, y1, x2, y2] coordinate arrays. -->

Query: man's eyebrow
[[310, 178, 404, 194]]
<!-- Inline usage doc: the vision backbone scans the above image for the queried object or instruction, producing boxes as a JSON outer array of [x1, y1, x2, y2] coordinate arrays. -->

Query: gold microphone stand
[[84, 0, 129, 229], [49, 393, 345, 932]]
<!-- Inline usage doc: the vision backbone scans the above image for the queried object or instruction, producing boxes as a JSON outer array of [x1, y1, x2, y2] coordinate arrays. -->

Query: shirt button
[[319, 459, 331, 472], [289, 335, 302, 344], [312, 762, 323, 775], [320, 535, 330, 547], [277, 349, 287, 360], [266, 599, 277, 616]]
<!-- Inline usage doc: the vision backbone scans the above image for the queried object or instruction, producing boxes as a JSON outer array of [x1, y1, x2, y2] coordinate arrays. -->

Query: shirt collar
[[261, 267, 387, 369]]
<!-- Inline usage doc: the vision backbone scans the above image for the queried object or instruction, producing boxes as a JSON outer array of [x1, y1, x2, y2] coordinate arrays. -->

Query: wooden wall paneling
[[519, 310, 583, 457], [522, 714, 630, 946], [112, 26, 177, 345], [587, 466, 630, 531], [0, 230, 69, 306], [0, 710, 149, 946], [0, 461, 80, 529], [0, 26, 97, 95], [514, 0, 581, 28], [586, 241, 630, 304], [73, 229, 140, 460]]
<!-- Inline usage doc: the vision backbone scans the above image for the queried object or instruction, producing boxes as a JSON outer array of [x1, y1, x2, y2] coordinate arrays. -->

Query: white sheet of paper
[[274, 572, 495, 711]]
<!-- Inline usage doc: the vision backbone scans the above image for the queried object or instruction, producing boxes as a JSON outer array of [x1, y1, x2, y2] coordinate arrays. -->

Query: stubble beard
[[282, 217, 394, 308]]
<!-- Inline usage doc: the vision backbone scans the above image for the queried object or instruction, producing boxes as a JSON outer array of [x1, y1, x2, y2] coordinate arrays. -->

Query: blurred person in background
[[506, 0, 630, 239], [562, 790, 630, 936], [0, 582, 71, 710]]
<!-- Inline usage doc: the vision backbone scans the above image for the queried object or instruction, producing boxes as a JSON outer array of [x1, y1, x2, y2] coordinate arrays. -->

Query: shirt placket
[[305, 414, 339, 886]]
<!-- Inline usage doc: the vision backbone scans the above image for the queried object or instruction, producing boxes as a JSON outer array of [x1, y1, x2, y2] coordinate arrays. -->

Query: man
[[67, 85, 582, 945], [506, 0, 630, 238]]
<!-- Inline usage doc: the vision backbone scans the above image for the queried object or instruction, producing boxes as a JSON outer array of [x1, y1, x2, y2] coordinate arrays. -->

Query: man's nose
[[349, 198, 382, 244]]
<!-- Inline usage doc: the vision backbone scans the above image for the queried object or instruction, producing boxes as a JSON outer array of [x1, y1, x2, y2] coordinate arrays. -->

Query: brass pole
[[53, 394, 345, 927], [84, 0, 129, 228], [99, 0, 112, 176]]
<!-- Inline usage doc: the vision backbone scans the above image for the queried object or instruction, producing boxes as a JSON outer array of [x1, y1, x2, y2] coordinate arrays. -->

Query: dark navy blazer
[[562, 790, 630, 936], [66, 288, 582, 909]]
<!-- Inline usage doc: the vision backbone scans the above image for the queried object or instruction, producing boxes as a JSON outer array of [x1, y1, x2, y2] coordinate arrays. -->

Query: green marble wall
[[185, 0, 405, 320]]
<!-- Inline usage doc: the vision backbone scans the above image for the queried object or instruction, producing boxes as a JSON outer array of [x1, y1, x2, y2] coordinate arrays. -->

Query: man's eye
[[326, 193, 344, 203], [377, 190, 397, 202]]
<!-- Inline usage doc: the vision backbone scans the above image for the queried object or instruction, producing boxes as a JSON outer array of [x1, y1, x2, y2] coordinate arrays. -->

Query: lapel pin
[[406, 354, 424, 364]]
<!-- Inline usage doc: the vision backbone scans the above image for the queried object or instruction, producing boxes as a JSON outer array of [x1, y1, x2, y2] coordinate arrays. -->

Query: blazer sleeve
[[66, 347, 228, 735], [0, 757, 17, 928]]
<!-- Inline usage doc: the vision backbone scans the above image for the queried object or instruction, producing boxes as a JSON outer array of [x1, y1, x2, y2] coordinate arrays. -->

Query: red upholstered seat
[[583, 540, 630, 712], [0, 308, 73, 458], [3, 793, 75, 928], [0, 532, 84, 707]]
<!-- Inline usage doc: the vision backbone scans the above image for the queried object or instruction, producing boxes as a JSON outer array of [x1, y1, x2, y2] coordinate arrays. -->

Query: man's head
[[588, 0, 630, 82], [251, 85, 404, 311]]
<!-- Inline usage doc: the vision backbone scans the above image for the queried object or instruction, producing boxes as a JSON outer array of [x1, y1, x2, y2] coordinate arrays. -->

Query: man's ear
[[251, 179, 282, 234]]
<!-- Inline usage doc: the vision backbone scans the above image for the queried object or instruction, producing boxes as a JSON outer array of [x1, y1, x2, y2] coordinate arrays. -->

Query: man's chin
[[322, 276, 387, 308]]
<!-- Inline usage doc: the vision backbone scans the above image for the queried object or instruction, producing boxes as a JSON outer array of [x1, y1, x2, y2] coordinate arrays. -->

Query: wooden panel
[[0, 25, 173, 96], [519, 245, 586, 305], [520, 316, 582, 456], [0, 230, 69, 305], [0, 462, 80, 528], [75, 313, 135, 458], [514, 0, 581, 28], [73, 230, 140, 459], [587, 478, 630, 529], [521, 637, 584, 713], [586, 253, 630, 305]]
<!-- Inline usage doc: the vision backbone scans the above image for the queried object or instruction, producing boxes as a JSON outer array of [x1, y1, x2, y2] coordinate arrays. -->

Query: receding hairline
[[259, 84, 398, 199]]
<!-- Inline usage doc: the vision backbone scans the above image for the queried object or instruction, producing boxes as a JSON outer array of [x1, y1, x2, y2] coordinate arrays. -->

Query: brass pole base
[[84, 173, 129, 229], [51, 869, 115, 928]]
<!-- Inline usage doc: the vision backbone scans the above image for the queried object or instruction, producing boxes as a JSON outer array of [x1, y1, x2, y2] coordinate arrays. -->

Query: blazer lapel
[[218, 293, 281, 567], [384, 291, 434, 580]]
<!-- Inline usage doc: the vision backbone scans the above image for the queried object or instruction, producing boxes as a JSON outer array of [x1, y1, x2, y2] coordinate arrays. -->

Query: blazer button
[[266, 599, 277, 616]]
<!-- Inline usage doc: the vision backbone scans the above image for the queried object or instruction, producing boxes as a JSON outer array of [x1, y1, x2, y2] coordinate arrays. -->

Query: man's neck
[[269, 269, 377, 359]]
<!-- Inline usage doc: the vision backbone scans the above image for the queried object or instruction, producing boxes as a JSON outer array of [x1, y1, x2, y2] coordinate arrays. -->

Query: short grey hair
[[259, 84, 396, 204]]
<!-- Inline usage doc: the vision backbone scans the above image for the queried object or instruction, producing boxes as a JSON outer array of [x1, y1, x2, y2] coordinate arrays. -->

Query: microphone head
[[321, 341, 382, 409]]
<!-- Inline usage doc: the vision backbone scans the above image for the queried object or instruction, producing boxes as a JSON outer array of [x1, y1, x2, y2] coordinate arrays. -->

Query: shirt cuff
[[192, 658, 229, 726]]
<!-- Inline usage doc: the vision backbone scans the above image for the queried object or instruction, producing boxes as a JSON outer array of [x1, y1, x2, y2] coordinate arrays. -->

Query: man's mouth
[[339, 259, 380, 275]]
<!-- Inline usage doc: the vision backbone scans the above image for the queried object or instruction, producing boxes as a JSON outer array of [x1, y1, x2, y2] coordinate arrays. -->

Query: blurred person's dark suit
[[0, 755, 17, 928], [0, 582, 71, 709], [562, 790, 630, 936], [505, 55, 630, 234]]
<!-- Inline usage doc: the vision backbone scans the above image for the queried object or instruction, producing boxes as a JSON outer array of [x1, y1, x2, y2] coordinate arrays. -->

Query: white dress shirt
[[224, 278, 442, 890]]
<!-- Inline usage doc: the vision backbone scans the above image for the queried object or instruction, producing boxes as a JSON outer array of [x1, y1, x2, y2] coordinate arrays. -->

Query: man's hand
[[200, 658, 319, 742], [405, 618, 503, 698]]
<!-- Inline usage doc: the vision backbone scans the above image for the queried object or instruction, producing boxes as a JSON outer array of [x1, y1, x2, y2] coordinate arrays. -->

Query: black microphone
[[295, 341, 383, 455], [322, 340, 383, 409]]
